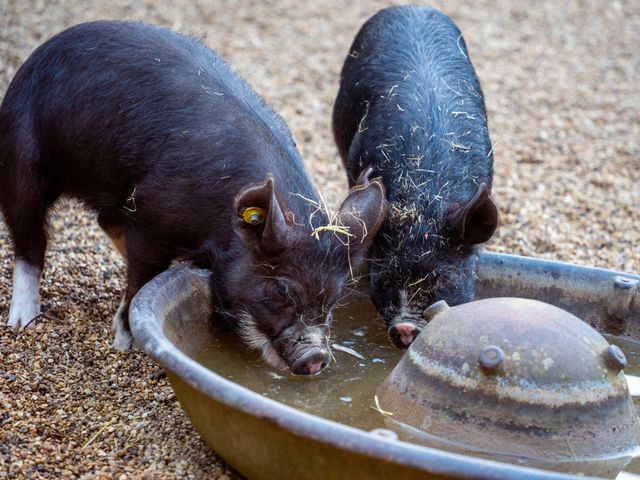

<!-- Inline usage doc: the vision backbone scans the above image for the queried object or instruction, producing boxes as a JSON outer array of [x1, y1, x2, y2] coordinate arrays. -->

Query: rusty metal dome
[[376, 297, 640, 477]]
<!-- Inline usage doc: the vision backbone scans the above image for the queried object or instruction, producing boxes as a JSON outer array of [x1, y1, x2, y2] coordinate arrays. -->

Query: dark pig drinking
[[0, 21, 388, 375], [333, 6, 498, 348]]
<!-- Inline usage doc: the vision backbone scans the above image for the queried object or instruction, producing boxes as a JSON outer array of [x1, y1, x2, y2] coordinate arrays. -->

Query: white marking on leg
[[8, 260, 42, 330], [111, 299, 133, 351]]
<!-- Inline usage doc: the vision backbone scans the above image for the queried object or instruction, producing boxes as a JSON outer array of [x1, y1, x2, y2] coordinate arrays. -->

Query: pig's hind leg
[[0, 133, 60, 330]]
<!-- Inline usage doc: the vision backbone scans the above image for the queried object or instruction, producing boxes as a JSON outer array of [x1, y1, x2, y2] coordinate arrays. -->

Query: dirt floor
[[0, 0, 638, 478]]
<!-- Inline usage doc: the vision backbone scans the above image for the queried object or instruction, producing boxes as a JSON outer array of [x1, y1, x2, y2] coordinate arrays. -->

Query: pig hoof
[[112, 328, 133, 351], [390, 322, 421, 349], [111, 301, 133, 351], [8, 300, 41, 330]]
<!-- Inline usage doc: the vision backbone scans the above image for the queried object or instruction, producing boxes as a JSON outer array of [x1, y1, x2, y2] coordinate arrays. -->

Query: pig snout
[[388, 299, 453, 348], [290, 347, 331, 375], [389, 322, 422, 349], [275, 326, 332, 375]]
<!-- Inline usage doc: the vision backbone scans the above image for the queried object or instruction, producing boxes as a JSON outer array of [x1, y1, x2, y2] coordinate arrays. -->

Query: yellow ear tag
[[242, 207, 266, 225]]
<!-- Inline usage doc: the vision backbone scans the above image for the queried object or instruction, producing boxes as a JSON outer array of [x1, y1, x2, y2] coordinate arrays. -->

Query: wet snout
[[277, 325, 331, 376], [388, 299, 450, 348], [389, 322, 422, 349], [290, 347, 331, 375]]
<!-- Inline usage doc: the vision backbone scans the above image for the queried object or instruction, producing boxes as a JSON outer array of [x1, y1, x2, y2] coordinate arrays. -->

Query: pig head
[[368, 182, 498, 348], [204, 175, 388, 375]]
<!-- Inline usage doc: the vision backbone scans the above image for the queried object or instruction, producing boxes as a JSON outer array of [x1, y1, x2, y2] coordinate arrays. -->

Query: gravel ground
[[1, 0, 639, 478]]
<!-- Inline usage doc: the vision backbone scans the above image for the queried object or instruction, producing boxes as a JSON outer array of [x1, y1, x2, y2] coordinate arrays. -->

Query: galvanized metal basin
[[129, 251, 640, 480], [376, 297, 640, 477]]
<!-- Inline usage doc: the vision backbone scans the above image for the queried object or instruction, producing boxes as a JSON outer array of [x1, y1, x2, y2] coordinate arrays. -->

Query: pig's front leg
[[111, 231, 171, 351], [111, 298, 131, 351]]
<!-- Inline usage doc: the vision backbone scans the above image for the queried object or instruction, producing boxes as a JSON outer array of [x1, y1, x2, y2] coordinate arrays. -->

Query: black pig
[[0, 21, 388, 375], [333, 6, 498, 348]]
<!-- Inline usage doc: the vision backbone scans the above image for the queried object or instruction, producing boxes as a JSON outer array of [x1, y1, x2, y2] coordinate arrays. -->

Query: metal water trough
[[129, 251, 640, 480]]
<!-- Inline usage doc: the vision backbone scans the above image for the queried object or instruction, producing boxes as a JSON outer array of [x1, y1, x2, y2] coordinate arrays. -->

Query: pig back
[[2, 21, 319, 248], [333, 5, 494, 205]]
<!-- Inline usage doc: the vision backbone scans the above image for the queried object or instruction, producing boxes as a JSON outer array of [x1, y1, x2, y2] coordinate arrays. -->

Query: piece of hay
[[370, 395, 394, 417], [311, 224, 354, 241]]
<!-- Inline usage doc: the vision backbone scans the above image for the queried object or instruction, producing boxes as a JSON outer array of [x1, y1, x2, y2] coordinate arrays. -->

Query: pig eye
[[273, 278, 303, 305]]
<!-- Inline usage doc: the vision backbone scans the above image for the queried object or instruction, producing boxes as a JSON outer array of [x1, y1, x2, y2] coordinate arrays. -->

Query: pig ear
[[448, 184, 498, 246], [234, 175, 293, 255], [338, 178, 388, 264]]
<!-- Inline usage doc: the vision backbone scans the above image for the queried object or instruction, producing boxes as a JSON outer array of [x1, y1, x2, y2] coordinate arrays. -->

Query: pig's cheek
[[370, 285, 393, 313], [381, 303, 402, 327], [261, 343, 289, 371]]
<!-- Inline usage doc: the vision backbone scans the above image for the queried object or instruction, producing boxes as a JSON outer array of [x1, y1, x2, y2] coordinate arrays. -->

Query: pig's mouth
[[236, 311, 331, 375], [281, 339, 332, 376], [262, 339, 332, 375]]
